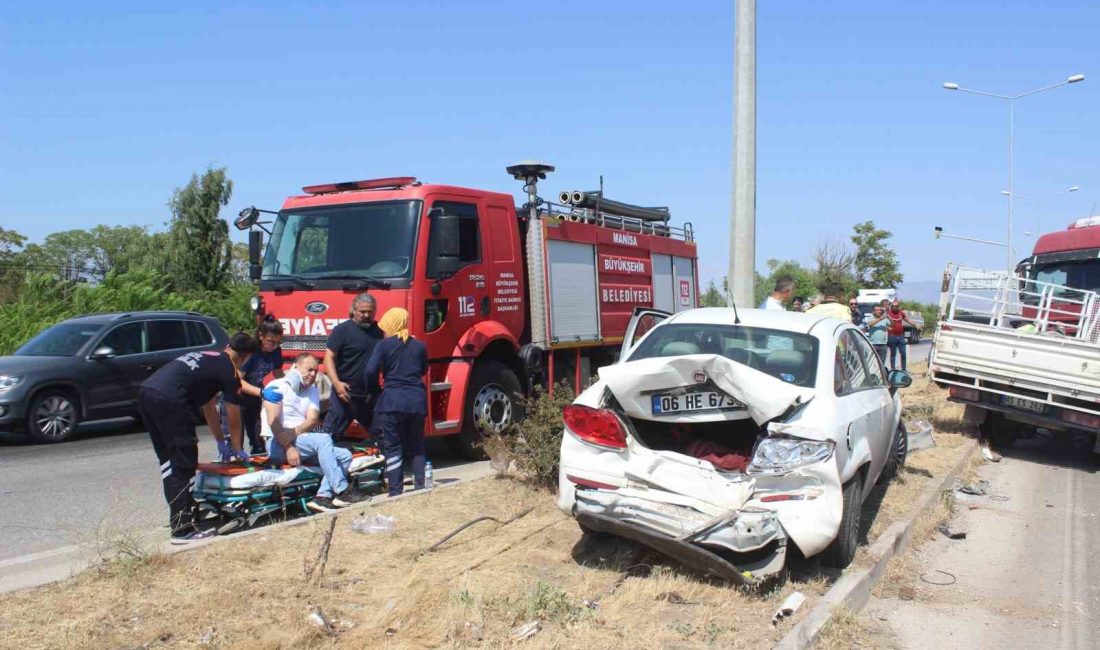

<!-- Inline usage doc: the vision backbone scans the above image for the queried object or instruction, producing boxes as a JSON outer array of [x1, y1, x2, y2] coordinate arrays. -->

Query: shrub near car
[[557, 307, 911, 586], [0, 312, 228, 442]]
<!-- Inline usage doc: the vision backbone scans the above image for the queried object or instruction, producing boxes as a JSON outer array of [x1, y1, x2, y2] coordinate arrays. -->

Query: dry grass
[[0, 361, 974, 649], [0, 477, 831, 649], [815, 606, 899, 649]]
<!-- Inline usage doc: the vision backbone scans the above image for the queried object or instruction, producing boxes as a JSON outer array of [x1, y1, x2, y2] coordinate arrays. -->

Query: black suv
[[0, 312, 228, 443]]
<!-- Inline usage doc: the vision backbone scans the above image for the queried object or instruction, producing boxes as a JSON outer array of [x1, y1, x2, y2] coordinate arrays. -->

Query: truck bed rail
[[940, 264, 1100, 342]]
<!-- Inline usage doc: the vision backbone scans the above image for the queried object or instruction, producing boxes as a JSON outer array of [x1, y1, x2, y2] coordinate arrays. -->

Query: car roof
[[664, 307, 848, 337], [62, 311, 213, 325]]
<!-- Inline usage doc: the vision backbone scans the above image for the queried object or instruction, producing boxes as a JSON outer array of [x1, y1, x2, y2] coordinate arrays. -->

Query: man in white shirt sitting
[[759, 276, 794, 310], [262, 354, 367, 512]]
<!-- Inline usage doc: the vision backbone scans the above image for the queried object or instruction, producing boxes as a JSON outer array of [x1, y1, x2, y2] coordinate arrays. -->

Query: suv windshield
[[262, 200, 421, 280], [1029, 260, 1100, 300], [16, 322, 104, 356], [628, 323, 819, 387]]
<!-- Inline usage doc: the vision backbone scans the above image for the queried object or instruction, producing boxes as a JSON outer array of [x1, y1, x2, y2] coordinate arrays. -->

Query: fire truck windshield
[[1030, 259, 1100, 300], [261, 200, 421, 282]]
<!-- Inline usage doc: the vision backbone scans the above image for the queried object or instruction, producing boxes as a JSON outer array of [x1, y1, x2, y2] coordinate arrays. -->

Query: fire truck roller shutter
[[651, 254, 675, 313], [547, 240, 601, 342]]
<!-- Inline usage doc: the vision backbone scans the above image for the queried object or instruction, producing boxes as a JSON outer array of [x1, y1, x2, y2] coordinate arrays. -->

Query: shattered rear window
[[627, 324, 819, 387]]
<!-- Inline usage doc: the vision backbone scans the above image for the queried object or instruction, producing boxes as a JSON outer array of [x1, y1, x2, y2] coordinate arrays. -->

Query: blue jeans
[[887, 335, 907, 371], [267, 433, 352, 498]]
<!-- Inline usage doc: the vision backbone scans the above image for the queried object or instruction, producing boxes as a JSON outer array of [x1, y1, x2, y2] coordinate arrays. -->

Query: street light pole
[[1001, 185, 1079, 235], [942, 74, 1085, 271]]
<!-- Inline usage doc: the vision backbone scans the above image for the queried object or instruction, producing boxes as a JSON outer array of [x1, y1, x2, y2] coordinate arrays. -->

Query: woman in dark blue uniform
[[223, 317, 284, 455], [364, 308, 428, 496], [138, 332, 259, 543]]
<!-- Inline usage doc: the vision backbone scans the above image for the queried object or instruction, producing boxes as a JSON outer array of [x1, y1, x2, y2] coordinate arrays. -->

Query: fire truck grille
[[282, 335, 328, 352]]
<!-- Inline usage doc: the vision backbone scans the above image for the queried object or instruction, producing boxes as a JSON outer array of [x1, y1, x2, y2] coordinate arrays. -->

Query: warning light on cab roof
[[302, 177, 418, 195]]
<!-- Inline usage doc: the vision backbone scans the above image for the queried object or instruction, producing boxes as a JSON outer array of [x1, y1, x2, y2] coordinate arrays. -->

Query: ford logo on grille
[[305, 301, 329, 314]]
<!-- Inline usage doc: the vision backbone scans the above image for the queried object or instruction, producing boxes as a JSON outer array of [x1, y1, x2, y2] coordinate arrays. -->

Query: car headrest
[[725, 347, 752, 365], [661, 341, 702, 356], [765, 350, 807, 382]]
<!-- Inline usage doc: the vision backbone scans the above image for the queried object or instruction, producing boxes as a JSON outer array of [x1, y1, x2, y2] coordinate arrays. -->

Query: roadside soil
[[0, 362, 972, 649]]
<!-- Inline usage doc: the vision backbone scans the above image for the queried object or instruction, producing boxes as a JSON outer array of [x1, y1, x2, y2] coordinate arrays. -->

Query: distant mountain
[[896, 280, 942, 305]]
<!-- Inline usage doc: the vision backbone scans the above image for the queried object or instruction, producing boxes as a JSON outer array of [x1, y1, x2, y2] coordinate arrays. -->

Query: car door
[[83, 321, 149, 416], [620, 307, 672, 361], [833, 328, 892, 486]]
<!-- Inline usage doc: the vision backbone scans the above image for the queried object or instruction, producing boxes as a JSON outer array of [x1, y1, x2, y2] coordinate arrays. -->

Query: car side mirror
[[90, 346, 116, 360], [887, 369, 912, 390], [428, 208, 461, 278]]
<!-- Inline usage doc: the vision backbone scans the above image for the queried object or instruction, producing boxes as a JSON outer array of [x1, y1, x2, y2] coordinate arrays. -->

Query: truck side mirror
[[248, 230, 264, 281], [428, 208, 461, 278]]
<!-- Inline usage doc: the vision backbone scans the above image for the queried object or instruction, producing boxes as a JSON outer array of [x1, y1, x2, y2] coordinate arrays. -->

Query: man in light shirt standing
[[262, 354, 368, 512], [759, 276, 794, 310]]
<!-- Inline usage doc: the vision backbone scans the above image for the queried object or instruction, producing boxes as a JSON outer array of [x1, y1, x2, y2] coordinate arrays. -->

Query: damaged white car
[[557, 307, 912, 587]]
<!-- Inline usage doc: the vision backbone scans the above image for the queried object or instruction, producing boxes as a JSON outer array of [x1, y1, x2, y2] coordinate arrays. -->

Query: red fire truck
[[235, 163, 699, 455]]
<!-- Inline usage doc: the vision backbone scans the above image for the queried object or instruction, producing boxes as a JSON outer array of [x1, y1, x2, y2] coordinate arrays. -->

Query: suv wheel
[[27, 390, 80, 443]]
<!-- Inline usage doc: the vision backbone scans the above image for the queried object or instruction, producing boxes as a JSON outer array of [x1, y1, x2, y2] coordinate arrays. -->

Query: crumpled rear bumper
[[574, 489, 787, 585]]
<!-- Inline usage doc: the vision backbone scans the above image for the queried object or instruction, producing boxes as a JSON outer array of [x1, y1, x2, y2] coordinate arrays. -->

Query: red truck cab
[[1018, 216, 1100, 326]]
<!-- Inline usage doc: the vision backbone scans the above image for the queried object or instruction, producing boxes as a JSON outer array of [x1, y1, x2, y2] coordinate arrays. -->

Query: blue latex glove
[[233, 448, 252, 464], [216, 438, 232, 461]]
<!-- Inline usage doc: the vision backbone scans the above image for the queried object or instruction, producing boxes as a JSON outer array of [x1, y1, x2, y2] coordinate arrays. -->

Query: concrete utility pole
[[730, 0, 756, 308]]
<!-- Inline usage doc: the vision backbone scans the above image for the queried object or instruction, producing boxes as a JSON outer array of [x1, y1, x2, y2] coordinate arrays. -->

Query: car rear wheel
[[27, 390, 80, 443], [820, 474, 862, 569], [881, 421, 909, 481]]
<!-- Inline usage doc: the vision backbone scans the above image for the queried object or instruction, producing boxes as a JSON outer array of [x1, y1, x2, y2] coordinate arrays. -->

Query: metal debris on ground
[[772, 591, 806, 625], [958, 482, 986, 496], [937, 523, 967, 540], [417, 507, 534, 558], [906, 420, 936, 453], [510, 620, 541, 641]]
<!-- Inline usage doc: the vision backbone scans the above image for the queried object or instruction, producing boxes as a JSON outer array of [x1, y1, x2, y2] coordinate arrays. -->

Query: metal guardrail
[[942, 263, 1100, 343], [539, 202, 695, 242]]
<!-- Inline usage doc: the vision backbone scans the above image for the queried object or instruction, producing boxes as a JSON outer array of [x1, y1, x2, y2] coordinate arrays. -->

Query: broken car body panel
[[598, 354, 815, 425]]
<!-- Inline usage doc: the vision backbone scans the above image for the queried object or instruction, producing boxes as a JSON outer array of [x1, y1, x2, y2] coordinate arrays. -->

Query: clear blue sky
[[3, 0, 1098, 288]]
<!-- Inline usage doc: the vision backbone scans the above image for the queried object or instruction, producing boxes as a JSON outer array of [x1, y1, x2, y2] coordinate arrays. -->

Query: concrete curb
[[0, 461, 494, 595], [775, 439, 979, 650]]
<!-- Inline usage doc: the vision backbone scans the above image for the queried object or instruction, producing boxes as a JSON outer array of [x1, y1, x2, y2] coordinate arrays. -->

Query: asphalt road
[[867, 433, 1100, 648], [0, 419, 466, 565]]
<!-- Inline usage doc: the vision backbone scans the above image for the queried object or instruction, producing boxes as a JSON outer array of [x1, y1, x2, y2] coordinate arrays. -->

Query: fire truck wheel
[[454, 360, 524, 459]]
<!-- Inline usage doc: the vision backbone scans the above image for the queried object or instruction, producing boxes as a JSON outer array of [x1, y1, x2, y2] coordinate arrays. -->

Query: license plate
[[651, 391, 743, 415], [1001, 395, 1045, 413]]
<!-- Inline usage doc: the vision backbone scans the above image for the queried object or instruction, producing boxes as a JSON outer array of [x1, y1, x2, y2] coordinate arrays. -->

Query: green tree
[[168, 167, 233, 291], [812, 240, 858, 298], [0, 227, 28, 302], [763, 259, 818, 302], [21, 225, 166, 282], [701, 279, 724, 307], [851, 220, 903, 288]]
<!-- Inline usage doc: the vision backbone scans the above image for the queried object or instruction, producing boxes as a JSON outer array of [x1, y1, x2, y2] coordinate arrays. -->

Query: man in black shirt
[[323, 293, 385, 439], [138, 332, 259, 544]]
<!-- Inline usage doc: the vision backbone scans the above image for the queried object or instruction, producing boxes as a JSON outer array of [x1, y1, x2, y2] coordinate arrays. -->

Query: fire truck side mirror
[[427, 208, 461, 278], [248, 230, 264, 281]]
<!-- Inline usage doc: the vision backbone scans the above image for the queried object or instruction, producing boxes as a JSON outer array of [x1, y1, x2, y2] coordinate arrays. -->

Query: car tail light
[[563, 404, 627, 450], [1061, 409, 1100, 429], [949, 386, 979, 401]]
